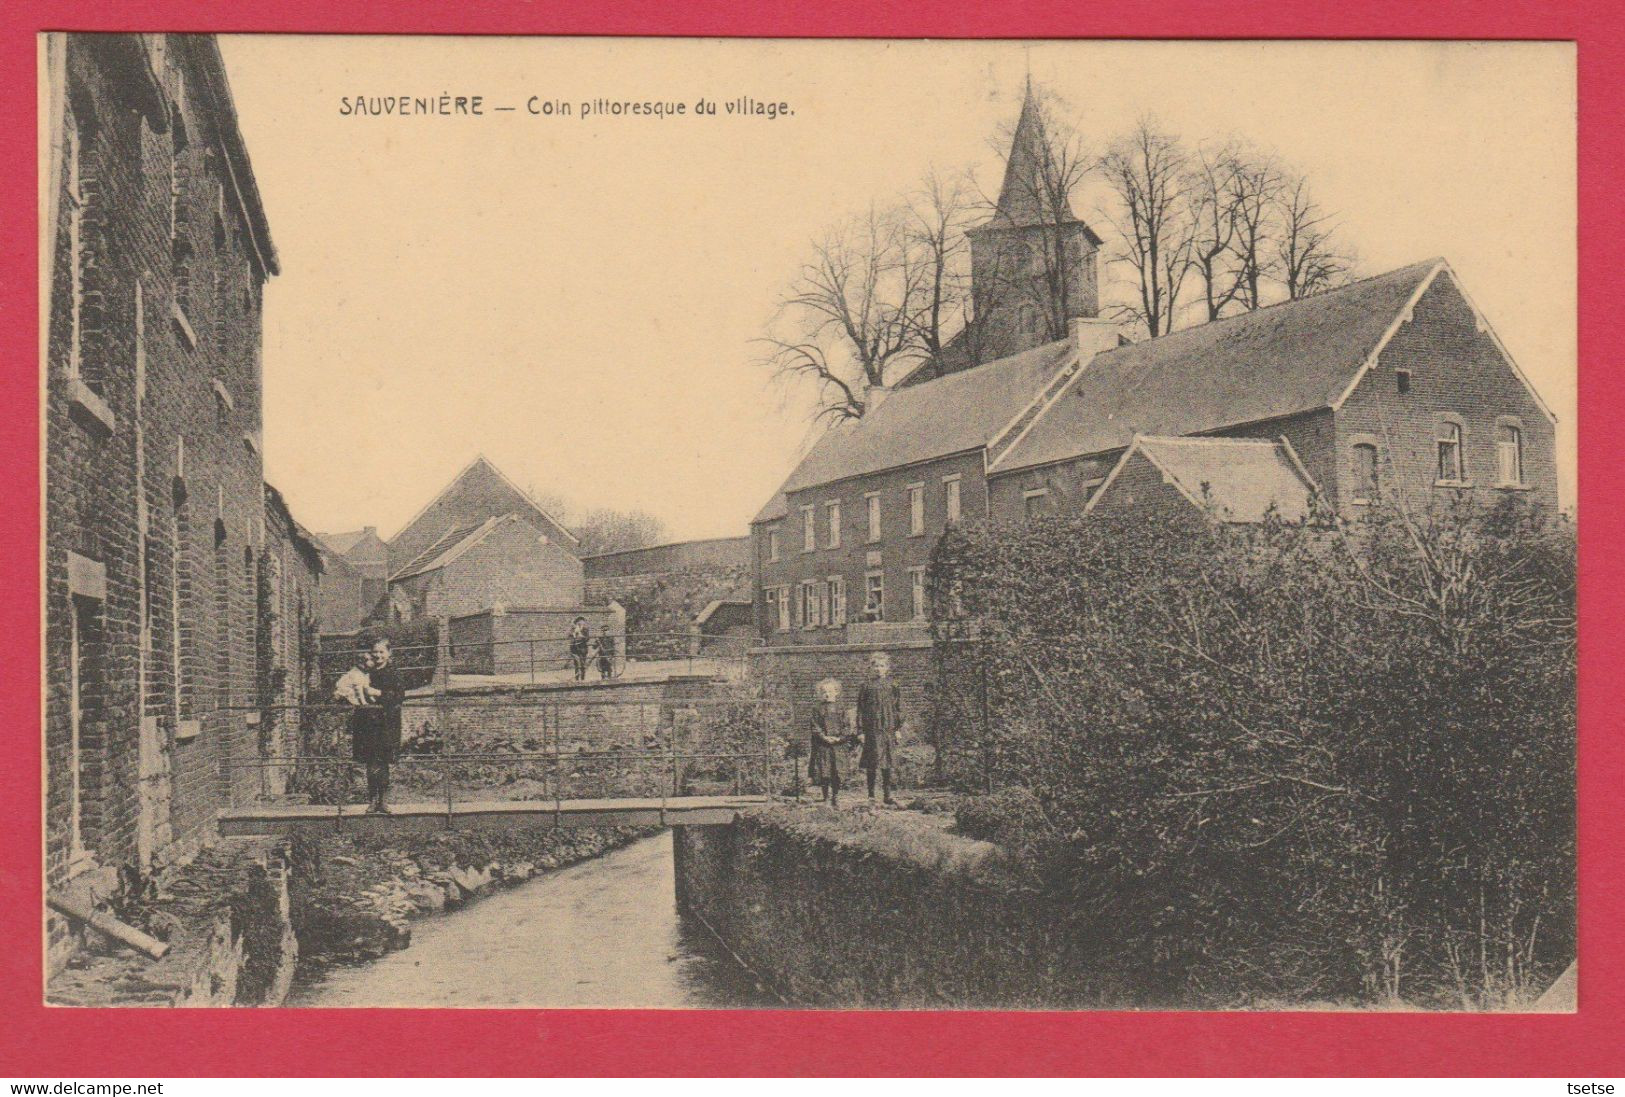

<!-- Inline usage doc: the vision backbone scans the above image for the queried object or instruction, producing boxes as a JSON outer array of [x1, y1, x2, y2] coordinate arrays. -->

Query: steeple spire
[[991, 79, 1076, 227]]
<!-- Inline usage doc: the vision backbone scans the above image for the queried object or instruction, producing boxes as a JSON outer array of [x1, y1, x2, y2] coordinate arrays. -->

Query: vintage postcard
[[39, 35, 1576, 1013]]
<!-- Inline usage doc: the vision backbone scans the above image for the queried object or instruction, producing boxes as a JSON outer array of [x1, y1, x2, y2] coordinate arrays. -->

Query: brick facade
[[388, 517, 585, 621], [387, 456, 578, 574], [754, 450, 985, 643], [1333, 274, 1558, 518], [44, 32, 281, 955]]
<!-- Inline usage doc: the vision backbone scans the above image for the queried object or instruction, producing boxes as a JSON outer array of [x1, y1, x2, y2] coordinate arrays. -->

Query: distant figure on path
[[807, 678, 853, 807], [569, 616, 590, 682], [595, 633, 616, 681], [857, 651, 901, 805]]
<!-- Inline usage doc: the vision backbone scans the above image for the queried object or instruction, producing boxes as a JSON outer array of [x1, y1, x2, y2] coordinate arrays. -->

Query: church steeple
[[963, 81, 1103, 359], [990, 82, 1080, 228]]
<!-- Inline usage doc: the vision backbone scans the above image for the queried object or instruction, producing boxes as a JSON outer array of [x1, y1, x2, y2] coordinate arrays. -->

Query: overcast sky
[[217, 37, 1576, 541]]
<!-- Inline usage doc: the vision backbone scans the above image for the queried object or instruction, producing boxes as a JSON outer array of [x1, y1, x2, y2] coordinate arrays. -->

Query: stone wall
[[582, 538, 751, 658], [47, 837, 298, 1007], [673, 807, 1136, 1008]]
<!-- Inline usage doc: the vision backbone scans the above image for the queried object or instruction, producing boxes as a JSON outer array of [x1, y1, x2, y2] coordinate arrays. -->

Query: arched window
[[1437, 420, 1465, 483], [1017, 303, 1037, 336], [1351, 442, 1379, 504], [1497, 421, 1525, 486]]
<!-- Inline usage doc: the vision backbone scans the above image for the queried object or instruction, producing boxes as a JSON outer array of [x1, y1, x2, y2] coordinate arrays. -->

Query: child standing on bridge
[[807, 678, 853, 808]]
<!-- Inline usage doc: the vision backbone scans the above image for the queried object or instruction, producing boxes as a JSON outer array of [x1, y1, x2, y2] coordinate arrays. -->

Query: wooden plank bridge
[[218, 794, 770, 836]]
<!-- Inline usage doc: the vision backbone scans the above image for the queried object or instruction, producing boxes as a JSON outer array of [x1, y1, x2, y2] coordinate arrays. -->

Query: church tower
[[965, 83, 1102, 361]]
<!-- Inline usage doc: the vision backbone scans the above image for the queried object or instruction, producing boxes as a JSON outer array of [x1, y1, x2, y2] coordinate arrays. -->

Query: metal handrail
[[322, 630, 766, 659]]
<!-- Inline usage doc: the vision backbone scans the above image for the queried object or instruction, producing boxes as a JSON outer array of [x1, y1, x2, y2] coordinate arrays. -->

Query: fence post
[[528, 639, 535, 685]]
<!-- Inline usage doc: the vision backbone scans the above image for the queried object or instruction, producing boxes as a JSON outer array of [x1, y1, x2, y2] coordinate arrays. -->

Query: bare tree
[[1228, 152, 1283, 311], [528, 488, 668, 555], [1184, 142, 1247, 323], [898, 169, 976, 381], [1274, 171, 1353, 300], [759, 206, 924, 423], [1102, 118, 1194, 338]]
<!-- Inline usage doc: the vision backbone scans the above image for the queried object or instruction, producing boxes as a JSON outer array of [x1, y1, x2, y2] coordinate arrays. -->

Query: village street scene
[[41, 35, 1575, 1010]]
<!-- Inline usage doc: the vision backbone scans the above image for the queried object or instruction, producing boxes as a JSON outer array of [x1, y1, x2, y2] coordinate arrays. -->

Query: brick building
[[386, 455, 578, 575], [387, 512, 585, 622], [43, 30, 287, 947], [750, 96, 1557, 642], [311, 524, 387, 632], [260, 484, 324, 792]]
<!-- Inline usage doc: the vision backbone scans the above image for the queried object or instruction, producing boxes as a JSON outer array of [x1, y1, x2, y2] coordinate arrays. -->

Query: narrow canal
[[286, 832, 776, 1008]]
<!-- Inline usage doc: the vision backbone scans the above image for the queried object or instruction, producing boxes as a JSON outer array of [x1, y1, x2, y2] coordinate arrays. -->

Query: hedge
[[928, 496, 1575, 1009]]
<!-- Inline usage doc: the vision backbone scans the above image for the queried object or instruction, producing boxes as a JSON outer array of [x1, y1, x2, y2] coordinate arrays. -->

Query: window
[[800, 581, 822, 629], [1351, 442, 1379, 504], [863, 570, 885, 622], [909, 566, 927, 621], [1437, 421, 1466, 483], [773, 586, 791, 631], [1396, 369, 1412, 395], [825, 500, 841, 549], [766, 528, 779, 562], [1017, 302, 1037, 336], [866, 493, 882, 542], [1023, 487, 1050, 519], [907, 483, 925, 536], [1498, 422, 1525, 486], [944, 475, 962, 523], [800, 505, 816, 552], [826, 575, 847, 626]]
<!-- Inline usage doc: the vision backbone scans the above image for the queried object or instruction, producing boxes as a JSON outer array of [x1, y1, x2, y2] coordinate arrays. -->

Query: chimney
[[1071, 316, 1125, 359], [363, 525, 376, 536]]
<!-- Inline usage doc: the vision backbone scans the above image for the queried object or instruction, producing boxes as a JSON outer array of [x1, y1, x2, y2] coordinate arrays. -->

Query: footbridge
[[216, 669, 787, 837]]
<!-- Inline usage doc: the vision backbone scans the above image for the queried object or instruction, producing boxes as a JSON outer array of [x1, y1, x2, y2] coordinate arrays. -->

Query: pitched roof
[[390, 455, 579, 549], [316, 529, 371, 557], [752, 490, 789, 526], [1089, 436, 1320, 523], [773, 338, 1077, 498], [993, 260, 1444, 473], [390, 519, 492, 581]]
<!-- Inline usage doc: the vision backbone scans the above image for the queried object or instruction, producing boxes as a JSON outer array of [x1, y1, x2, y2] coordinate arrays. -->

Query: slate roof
[[389, 519, 494, 581], [993, 260, 1443, 473], [775, 338, 1077, 498], [1091, 436, 1320, 523]]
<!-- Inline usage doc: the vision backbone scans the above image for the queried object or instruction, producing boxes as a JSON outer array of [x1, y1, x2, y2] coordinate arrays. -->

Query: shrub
[[928, 496, 1575, 1008]]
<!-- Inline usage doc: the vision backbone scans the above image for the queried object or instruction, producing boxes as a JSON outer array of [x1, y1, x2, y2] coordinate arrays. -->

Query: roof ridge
[[1092, 258, 1444, 364], [1140, 435, 1282, 446]]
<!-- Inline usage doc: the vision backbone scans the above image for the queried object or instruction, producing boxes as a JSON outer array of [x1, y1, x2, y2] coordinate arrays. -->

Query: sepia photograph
[[39, 34, 1576, 1013]]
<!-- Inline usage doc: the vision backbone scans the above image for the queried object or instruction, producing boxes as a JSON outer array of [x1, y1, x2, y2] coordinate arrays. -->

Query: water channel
[[286, 832, 777, 1008]]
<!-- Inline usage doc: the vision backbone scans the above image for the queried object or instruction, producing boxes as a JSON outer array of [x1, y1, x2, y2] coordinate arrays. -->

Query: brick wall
[[1335, 273, 1560, 518], [390, 519, 584, 622], [447, 605, 626, 675], [44, 34, 276, 976], [755, 450, 985, 643], [746, 639, 934, 756]]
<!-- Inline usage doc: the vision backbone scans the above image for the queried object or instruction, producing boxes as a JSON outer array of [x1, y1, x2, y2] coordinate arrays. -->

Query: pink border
[[1, 2, 1618, 1077]]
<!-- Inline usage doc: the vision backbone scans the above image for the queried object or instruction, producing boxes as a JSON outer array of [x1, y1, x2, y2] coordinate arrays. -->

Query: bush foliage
[[929, 497, 1575, 1008]]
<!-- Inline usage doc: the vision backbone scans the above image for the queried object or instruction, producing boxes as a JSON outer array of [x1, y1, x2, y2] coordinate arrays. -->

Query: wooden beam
[[47, 893, 170, 960]]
